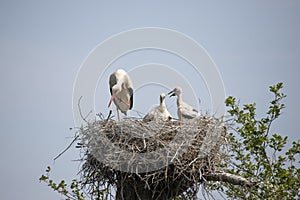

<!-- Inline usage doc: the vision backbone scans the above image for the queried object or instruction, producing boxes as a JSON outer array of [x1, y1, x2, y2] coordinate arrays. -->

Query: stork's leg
[[113, 104, 120, 121], [116, 107, 120, 121]]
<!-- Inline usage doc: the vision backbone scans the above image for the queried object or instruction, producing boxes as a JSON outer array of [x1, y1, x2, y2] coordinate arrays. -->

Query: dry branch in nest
[[77, 116, 254, 200]]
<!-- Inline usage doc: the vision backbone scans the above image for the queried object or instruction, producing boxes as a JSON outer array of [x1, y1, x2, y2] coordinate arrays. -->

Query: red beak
[[108, 95, 115, 108]]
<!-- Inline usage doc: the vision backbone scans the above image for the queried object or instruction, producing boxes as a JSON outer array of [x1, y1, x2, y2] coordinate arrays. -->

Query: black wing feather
[[128, 88, 134, 110], [109, 74, 117, 95]]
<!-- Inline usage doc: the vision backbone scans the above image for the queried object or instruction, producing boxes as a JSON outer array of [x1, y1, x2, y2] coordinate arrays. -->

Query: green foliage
[[39, 166, 86, 200], [40, 166, 108, 200], [224, 82, 300, 199]]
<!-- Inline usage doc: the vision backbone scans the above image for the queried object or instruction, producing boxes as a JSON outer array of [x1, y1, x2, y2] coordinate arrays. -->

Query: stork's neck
[[160, 100, 166, 111], [113, 82, 122, 95], [176, 94, 182, 106], [118, 79, 124, 88]]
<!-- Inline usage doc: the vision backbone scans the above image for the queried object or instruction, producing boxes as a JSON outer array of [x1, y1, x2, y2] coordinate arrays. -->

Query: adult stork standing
[[168, 87, 200, 121], [108, 69, 134, 120], [143, 93, 172, 122]]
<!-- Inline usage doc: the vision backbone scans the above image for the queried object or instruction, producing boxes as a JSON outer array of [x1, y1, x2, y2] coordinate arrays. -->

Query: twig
[[106, 110, 112, 121], [170, 141, 185, 163], [54, 135, 79, 161], [78, 96, 92, 123]]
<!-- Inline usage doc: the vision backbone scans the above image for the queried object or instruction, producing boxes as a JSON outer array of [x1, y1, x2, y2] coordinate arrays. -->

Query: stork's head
[[108, 85, 121, 108], [112, 84, 121, 95], [160, 93, 166, 103], [168, 87, 182, 97]]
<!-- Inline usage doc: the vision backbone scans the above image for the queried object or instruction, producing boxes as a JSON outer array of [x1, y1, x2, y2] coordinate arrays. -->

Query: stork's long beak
[[108, 95, 115, 107], [168, 91, 175, 97]]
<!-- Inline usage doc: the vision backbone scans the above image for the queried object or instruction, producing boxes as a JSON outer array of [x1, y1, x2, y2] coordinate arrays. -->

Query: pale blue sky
[[0, 1, 299, 199]]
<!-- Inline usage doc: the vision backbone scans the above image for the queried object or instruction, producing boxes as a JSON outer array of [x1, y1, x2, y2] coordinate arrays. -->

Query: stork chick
[[143, 93, 172, 122], [168, 87, 200, 121]]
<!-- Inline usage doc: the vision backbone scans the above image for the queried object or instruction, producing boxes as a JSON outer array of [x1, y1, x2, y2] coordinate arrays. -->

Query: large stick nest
[[78, 116, 227, 199]]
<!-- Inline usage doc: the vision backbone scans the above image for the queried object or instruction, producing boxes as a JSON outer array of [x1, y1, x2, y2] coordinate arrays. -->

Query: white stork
[[143, 93, 172, 122], [168, 87, 200, 121], [108, 69, 134, 120]]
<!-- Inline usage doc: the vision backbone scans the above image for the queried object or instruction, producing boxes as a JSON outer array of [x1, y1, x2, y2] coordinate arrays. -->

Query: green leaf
[[46, 166, 51, 173], [39, 175, 48, 181]]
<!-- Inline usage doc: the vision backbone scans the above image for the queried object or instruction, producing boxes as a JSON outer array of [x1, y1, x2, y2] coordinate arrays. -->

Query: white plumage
[[143, 93, 172, 122], [108, 69, 134, 120], [168, 87, 200, 121]]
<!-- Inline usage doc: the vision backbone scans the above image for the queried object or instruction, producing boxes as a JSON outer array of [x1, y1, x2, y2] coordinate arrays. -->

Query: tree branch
[[204, 171, 257, 187]]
